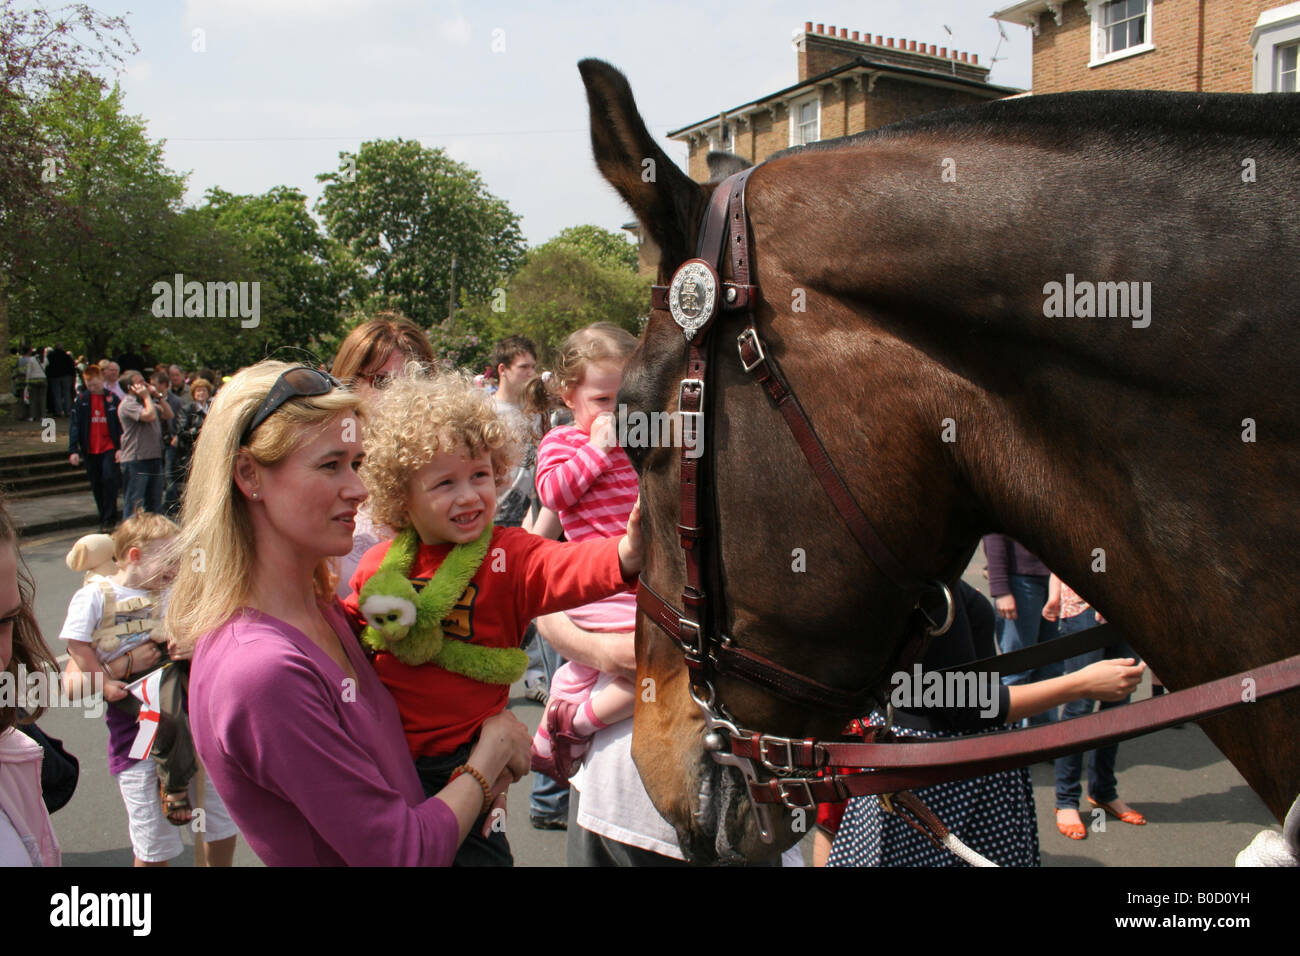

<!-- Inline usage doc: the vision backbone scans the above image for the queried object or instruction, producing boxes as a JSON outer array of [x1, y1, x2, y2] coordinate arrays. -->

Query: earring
[[252, 492, 259, 499]]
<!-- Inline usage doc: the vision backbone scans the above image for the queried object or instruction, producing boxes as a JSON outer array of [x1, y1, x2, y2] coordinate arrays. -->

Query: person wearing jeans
[[983, 535, 1061, 726], [1046, 581, 1146, 839], [117, 371, 172, 517]]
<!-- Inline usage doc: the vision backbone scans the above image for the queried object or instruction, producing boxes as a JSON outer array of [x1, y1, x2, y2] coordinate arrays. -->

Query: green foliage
[[195, 186, 359, 367], [542, 225, 638, 273], [456, 243, 650, 366], [315, 139, 526, 327], [12, 76, 195, 361]]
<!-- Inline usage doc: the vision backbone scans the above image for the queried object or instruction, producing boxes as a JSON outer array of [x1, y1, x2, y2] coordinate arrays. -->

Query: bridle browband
[[637, 168, 1300, 848]]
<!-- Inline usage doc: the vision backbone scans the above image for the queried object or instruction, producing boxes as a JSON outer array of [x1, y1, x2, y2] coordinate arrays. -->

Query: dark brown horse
[[579, 59, 1300, 865]]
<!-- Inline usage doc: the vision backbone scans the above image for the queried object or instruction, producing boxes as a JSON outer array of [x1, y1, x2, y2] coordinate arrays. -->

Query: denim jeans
[[123, 458, 164, 517], [527, 630, 570, 822], [995, 573, 1061, 726], [1053, 609, 1137, 810], [413, 744, 513, 866], [85, 451, 122, 528]]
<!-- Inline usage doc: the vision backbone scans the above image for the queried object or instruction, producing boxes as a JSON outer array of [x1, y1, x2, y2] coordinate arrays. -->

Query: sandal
[[1055, 808, 1087, 840], [160, 784, 193, 826], [1088, 796, 1146, 825]]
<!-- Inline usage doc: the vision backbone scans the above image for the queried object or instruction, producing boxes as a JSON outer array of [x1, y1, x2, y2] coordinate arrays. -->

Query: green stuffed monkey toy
[[357, 525, 528, 684]]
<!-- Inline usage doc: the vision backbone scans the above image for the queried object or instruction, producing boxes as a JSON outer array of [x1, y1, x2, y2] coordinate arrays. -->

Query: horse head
[[578, 59, 983, 863]]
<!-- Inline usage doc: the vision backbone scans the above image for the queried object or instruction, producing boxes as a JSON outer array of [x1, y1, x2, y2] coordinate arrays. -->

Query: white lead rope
[[1236, 793, 1299, 867]]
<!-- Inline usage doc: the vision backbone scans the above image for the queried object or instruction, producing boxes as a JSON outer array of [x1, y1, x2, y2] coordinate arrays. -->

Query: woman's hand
[[103, 679, 129, 702], [471, 710, 532, 782], [165, 636, 194, 662], [1074, 657, 1145, 702], [617, 497, 643, 579], [995, 594, 1017, 620], [1041, 593, 1061, 622]]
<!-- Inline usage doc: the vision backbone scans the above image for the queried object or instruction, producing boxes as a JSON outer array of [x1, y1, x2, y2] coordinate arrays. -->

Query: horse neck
[[750, 136, 1299, 679]]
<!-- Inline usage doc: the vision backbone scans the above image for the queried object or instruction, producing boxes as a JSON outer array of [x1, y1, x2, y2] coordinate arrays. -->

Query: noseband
[[635, 168, 1300, 849]]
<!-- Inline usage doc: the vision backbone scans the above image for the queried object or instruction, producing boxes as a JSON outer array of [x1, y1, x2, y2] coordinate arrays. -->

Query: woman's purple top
[[189, 601, 458, 866]]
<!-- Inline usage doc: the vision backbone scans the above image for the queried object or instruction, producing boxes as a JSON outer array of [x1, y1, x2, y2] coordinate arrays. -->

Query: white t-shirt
[[59, 578, 164, 664]]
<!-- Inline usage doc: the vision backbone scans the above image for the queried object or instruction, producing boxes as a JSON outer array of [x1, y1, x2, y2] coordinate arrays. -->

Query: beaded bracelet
[[450, 764, 493, 816]]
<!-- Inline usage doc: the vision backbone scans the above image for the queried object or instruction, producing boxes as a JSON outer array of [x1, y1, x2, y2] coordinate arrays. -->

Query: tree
[[454, 239, 650, 367], [545, 224, 638, 273], [315, 139, 525, 327], [197, 186, 361, 367], [0, 1, 136, 402], [14, 75, 192, 361]]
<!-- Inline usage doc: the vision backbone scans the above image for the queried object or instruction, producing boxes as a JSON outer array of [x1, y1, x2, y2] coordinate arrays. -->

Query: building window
[[790, 95, 819, 146], [716, 121, 733, 152], [1251, 4, 1300, 93], [1087, 0, 1154, 67], [1278, 42, 1298, 92], [1101, 0, 1145, 54]]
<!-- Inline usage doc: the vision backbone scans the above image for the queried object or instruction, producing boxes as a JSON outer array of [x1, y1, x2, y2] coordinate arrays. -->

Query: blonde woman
[[169, 362, 531, 866]]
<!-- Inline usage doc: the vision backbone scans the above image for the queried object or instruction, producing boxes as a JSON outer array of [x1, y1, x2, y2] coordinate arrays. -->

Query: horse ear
[[706, 151, 752, 182], [578, 58, 703, 273]]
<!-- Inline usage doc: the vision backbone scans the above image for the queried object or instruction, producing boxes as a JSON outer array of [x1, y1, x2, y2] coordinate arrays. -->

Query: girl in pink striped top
[[530, 324, 641, 781]]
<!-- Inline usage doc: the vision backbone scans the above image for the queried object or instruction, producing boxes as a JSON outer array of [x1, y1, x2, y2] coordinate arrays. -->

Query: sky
[[78, 0, 1034, 246]]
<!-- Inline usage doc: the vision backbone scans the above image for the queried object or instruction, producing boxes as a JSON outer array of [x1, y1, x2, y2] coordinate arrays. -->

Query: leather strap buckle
[[777, 778, 817, 811], [679, 377, 704, 411], [737, 327, 766, 373], [758, 736, 796, 773], [678, 616, 706, 660]]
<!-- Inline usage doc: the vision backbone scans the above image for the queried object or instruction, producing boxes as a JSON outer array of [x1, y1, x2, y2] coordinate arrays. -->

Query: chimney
[[851, 30, 859, 40], [840, 27, 848, 38], [805, 20, 812, 32], [940, 46, 947, 57], [887, 37, 895, 47], [960, 51, 968, 62], [827, 24, 836, 36], [815, 23, 824, 34], [909, 40, 917, 51], [928, 44, 937, 55], [971, 53, 979, 65]]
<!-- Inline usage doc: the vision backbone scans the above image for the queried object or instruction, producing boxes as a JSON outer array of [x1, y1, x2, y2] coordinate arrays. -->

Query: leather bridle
[[636, 168, 1300, 848]]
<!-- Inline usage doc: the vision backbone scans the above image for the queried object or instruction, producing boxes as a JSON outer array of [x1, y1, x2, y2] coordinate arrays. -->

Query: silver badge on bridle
[[668, 260, 719, 339]]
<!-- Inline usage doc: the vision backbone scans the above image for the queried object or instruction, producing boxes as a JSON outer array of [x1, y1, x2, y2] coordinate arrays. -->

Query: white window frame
[[1086, 0, 1154, 69], [1251, 3, 1300, 92], [789, 93, 820, 147], [710, 120, 734, 153]]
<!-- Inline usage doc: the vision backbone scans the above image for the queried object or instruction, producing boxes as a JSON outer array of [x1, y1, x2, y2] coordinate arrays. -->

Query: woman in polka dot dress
[[819, 581, 1144, 867]]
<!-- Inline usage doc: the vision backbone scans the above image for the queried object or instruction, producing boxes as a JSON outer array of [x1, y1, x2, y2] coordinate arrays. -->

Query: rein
[[638, 169, 1300, 849]]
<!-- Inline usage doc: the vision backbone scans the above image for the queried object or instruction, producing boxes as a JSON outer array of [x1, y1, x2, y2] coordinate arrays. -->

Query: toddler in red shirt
[[343, 365, 641, 866]]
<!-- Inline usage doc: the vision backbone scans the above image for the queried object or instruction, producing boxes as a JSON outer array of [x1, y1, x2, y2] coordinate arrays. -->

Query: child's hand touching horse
[[617, 496, 643, 579]]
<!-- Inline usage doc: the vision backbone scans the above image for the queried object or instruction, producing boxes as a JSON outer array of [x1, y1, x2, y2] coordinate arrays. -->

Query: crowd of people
[[2, 319, 1152, 868]]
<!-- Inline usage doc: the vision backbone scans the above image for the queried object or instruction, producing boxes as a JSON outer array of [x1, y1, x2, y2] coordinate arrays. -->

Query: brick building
[[992, 0, 1300, 93], [666, 21, 1021, 184], [622, 22, 1022, 272]]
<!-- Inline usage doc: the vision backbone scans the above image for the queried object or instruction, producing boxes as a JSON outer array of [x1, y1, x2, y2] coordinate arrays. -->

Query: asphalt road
[[16, 527, 1277, 867]]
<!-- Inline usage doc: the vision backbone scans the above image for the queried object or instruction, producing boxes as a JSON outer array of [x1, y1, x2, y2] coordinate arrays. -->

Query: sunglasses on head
[[241, 367, 343, 445]]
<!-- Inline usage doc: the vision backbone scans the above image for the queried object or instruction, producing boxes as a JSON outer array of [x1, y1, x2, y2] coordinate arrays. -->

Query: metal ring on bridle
[[919, 581, 955, 636]]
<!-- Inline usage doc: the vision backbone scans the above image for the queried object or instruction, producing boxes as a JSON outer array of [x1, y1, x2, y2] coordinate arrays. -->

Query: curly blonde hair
[[361, 365, 524, 531], [548, 322, 639, 397]]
